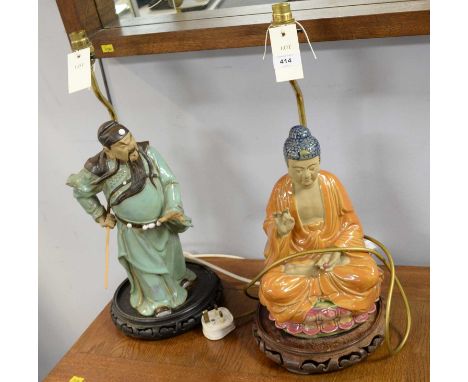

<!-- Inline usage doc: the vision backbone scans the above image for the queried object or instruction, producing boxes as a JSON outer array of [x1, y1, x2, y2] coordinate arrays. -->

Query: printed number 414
[[280, 58, 292, 64]]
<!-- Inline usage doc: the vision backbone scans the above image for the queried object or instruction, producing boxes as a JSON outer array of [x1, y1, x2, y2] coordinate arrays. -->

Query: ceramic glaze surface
[[259, 126, 382, 330], [269, 303, 377, 336], [283, 125, 321, 161], [67, 122, 195, 316]]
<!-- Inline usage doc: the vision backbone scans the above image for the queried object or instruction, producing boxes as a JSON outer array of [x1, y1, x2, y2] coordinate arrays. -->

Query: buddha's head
[[98, 121, 139, 162], [284, 125, 321, 189]]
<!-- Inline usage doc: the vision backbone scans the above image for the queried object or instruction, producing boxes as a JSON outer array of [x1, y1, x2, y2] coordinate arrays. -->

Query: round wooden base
[[111, 261, 223, 340], [252, 300, 385, 374]]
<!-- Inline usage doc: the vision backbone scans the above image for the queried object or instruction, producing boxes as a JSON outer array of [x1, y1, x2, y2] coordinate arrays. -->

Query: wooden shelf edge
[[56, 0, 429, 58], [90, 10, 429, 58]]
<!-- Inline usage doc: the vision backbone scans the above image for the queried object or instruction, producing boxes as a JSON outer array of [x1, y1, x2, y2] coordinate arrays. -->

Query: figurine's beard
[[128, 147, 139, 162], [112, 153, 147, 206]]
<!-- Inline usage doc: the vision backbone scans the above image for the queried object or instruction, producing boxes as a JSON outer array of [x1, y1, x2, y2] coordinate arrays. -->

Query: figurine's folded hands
[[316, 251, 347, 271], [273, 209, 295, 237], [97, 213, 116, 229], [284, 260, 320, 277], [284, 252, 346, 277]]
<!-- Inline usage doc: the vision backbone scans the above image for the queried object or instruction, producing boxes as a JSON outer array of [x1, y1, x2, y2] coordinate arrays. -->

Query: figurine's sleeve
[[147, 147, 192, 232], [329, 175, 365, 248], [66, 168, 106, 221], [263, 176, 292, 264]]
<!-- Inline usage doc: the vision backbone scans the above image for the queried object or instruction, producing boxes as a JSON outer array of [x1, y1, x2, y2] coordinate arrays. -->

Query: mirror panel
[[106, 0, 294, 26], [98, 0, 422, 28]]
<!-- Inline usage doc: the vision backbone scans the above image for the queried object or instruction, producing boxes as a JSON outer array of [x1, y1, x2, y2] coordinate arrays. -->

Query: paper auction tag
[[68, 48, 91, 94], [269, 24, 304, 82]]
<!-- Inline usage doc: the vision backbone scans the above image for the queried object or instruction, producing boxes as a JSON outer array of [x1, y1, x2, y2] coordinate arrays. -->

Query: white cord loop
[[184, 252, 260, 285]]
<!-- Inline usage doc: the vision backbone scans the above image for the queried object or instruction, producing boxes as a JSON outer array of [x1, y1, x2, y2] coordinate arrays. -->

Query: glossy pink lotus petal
[[304, 317, 318, 326], [275, 321, 287, 329], [306, 308, 320, 320], [285, 322, 303, 334], [338, 317, 355, 330], [354, 313, 369, 323], [368, 303, 377, 314], [303, 323, 320, 336], [337, 307, 352, 317], [321, 308, 337, 319], [321, 320, 339, 333]]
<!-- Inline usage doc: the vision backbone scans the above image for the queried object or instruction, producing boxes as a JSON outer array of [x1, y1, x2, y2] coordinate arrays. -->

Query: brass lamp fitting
[[271, 3, 307, 127], [69, 30, 95, 58], [69, 30, 117, 121], [272, 3, 295, 26]]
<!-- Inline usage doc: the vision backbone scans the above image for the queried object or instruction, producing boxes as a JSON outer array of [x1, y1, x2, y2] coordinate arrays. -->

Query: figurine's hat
[[98, 121, 130, 148], [283, 125, 320, 161]]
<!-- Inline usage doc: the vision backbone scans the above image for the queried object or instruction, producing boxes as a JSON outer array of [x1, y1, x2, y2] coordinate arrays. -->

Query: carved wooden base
[[111, 261, 223, 340], [252, 300, 385, 374]]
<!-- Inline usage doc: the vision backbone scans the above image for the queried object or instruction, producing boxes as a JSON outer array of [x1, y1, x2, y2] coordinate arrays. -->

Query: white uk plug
[[201, 307, 235, 340]]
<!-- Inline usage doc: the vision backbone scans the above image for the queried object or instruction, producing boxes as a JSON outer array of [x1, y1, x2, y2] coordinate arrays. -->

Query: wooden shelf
[[45, 259, 429, 381], [56, 0, 429, 58]]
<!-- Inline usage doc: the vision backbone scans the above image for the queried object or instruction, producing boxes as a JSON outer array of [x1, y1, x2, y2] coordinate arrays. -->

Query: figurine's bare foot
[[130, 291, 141, 308], [321, 252, 350, 272], [338, 254, 350, 267], [315, 253, 332, 270], [322, 253, 340, 271], [137, 300, 157, 316], [155, 306, 172, 318]]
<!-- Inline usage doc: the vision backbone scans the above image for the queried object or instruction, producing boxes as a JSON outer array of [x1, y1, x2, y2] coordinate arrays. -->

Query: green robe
[[67, 145, 196, 316]]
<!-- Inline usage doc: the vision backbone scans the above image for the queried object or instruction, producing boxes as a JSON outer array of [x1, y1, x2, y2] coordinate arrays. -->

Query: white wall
[[39, 0, 429, 379]]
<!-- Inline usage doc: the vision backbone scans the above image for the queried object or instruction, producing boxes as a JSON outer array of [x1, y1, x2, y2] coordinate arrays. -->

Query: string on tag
[[295, 20, 317, 60], [262, 23, 273, 60], [263, 21, 317, 60]]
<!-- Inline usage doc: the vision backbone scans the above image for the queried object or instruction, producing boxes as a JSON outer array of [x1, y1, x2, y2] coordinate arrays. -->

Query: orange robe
[[259, 170, 382, 324]]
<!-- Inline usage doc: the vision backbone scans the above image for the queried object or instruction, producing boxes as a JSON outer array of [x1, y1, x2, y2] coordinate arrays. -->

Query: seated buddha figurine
[[258, 125, 382, 337]]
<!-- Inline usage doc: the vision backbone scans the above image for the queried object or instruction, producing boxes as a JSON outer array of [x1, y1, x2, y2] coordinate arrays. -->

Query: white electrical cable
[[186, 243, 377, 286], [184, 253, 246, 260], [184, 252, 259, 285], [184, 243, 378, 289]]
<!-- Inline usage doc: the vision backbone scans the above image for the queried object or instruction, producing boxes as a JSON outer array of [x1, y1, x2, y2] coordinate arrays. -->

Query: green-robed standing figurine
[[67, 121, 196, 317]]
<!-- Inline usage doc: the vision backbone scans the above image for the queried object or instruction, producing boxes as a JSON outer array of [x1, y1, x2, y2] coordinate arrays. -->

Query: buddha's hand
[[97, 213, 116, 229], [273, 209, 295, 237], [316, 252, 342, 271]]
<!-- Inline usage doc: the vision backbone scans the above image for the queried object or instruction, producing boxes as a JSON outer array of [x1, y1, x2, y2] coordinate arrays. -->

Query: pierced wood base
[[111, 261, 223, 340], [252, 300, 385, 374]]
